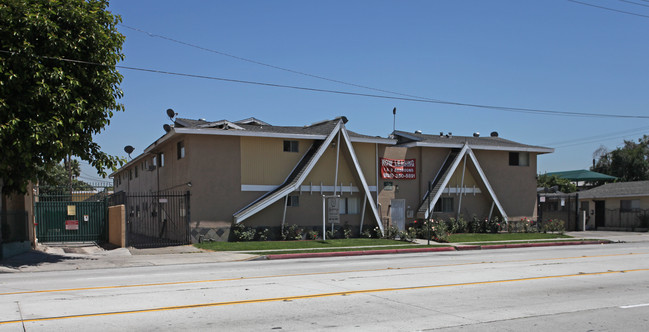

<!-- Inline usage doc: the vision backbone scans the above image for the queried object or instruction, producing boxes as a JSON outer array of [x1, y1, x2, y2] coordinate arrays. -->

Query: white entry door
[[390, 199, 406, 231]]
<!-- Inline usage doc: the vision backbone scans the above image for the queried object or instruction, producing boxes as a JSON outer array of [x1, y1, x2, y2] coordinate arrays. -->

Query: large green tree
[[0, 0, 124, 195], [537, 174, 577, 193], [592, 135, 649, 182]]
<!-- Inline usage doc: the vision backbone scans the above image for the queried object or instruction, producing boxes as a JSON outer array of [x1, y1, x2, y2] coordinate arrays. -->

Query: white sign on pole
[[327, 197, 340, 224]]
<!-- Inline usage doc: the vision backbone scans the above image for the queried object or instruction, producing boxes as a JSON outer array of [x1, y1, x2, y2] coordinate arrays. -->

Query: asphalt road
[[1, 242, 648, 331]]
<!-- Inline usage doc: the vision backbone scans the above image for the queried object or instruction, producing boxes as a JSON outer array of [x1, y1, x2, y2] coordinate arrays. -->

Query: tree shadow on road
[[1, 250, 92, 270]]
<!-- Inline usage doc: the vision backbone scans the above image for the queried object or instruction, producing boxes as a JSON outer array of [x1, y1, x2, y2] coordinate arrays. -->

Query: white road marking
[[619, 303, 649, 309]]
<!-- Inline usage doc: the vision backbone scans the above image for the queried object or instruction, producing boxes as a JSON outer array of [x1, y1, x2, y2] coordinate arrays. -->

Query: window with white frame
[[509, 152, 529, 166], [433, 197, 454, 213], [287, 195, 299, 207], [177, 141, 185, 159], [339, 197, 360, 215], [283, 140, 298, 152]]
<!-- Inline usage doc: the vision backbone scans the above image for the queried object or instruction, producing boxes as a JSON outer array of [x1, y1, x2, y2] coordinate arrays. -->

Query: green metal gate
[[34, 184, 112, 243], [35, 200, 107, 243]]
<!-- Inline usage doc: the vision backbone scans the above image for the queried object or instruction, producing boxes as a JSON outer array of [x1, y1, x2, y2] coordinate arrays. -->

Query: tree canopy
[[38, 159, 94, 192], [537, 174, 577, 193], [592, 135, 649, 182], [0, 0, 125, 194]]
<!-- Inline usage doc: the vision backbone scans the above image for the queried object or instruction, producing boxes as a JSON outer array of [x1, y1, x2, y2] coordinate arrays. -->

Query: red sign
[[65, 220, 79, 230], [381, 158, 416, 179]]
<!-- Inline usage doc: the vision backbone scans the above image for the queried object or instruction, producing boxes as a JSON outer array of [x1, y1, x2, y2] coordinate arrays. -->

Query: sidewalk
[[0, 244, 258, 273], [2, 231, 647, 273]]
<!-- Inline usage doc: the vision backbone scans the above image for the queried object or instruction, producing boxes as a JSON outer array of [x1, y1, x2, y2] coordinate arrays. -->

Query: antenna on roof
[[123, 145, 134, 159], [163, 124, 172, 133], [166, 108, 177, 121], [392, 107, 396, 133]]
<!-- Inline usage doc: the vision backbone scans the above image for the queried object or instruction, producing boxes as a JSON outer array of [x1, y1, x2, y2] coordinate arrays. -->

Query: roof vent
[[414, 130, 422, 134], [473, 132, 480, 137], [198, 118, 206, 121], [439, 132, 444, 137], [447, 132, 452, 137], [490, 131, 499, 137]]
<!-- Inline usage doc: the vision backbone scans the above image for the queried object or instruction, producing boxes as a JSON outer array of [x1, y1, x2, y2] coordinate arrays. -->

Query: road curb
[[264, 240, 611, 260], [265, 246, 456, 260]]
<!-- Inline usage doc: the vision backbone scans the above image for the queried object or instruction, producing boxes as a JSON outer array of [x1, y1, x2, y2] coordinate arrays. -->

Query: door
[[594, 200, 605, 229], [390, 199, 406, 231]]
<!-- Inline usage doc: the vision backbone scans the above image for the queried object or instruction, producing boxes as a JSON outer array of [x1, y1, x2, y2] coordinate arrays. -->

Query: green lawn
[[448, 233, 572, 243], [194, 238, 428, 252], [247, 245, 446, 255]]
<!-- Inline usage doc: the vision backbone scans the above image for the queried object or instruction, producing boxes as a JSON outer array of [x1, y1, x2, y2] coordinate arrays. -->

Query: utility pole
[[67, 155, 73, 197], [427, 181, 431, 246]]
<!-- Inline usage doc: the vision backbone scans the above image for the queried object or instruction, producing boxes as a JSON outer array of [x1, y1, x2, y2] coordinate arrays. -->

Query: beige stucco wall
[[241, 137, 313, 185], [377, 146, 539, 224], [108, 204, 125, 247], [472, 150, 539, 219]]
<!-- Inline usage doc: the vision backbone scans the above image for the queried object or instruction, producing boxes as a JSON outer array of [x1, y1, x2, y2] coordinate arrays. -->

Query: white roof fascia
[[109, 151, 153, 177], [349, 137, 396, 144], [580, 193, 649, 199], [466, 148, 509, 222], [143, 130, 176, 154], [468, 145, 554, 154], [400, 141, 553, 154], [173, 127, 393, 144], [173, 127, 327, 140], [340, 125, 385, 235], [425, 144, 470, 219], [233, 121, 343, 223]]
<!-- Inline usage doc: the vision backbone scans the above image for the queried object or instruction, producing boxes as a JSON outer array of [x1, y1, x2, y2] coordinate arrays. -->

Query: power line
[[542, 125, 649, 146], [118, 24, 446, 103], [619, 0, 649, 8], [2, 49, 649, 119], [567, 0, 649, 19], [549, 129, 649, 149]]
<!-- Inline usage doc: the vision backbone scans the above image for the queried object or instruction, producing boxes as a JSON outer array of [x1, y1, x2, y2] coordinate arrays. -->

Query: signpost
[[322, 195, 340, 240]]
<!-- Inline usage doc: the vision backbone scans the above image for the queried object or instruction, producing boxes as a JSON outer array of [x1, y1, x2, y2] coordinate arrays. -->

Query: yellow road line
[[1, 252, 645, 296], [1, 268, 648, 325]]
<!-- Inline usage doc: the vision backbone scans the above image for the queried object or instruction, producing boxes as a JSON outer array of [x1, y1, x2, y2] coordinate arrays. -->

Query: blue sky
[[81, 0, 649, 182]]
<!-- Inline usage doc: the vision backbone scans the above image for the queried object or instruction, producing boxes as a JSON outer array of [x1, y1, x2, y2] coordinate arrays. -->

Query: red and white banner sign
[[380, 158, 416, 179], [65, 220, 79, 230]]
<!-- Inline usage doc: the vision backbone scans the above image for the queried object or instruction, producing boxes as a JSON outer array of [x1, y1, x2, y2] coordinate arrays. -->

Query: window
[[287, 195, 299, 207], [129, 169, 133, 180], [135, 165, 138, 178], [177, 141, 185, 159], [509, 152, 529, 166], [433, 197, 454, 213], [620, 199, 640, 212], [283, 140, 298, 152], [152, 156, 157, 167], [339, 197, 360, 215], [158, 153, 165, 167]]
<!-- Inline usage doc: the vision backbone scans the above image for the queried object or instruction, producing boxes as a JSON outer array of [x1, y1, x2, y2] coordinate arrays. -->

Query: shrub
[[343, 222, 353, 239], [448, 217, 468, 234], [231, 223, 255, 241], [361, 226, 374, 238], [256, 227, 270, 241], [467, 216, 480, 233], [430, 218, 450, 242], [385, 225, 399, 239], [282, 224, 304, 241], [407, 226, 418, 241], [307, 229, 319, 240], [488, 216, 501, 234], [542, 219, 565, 234]]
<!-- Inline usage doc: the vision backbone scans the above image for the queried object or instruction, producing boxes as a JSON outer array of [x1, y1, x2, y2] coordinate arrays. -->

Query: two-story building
[[111, 116, 552, 242]]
